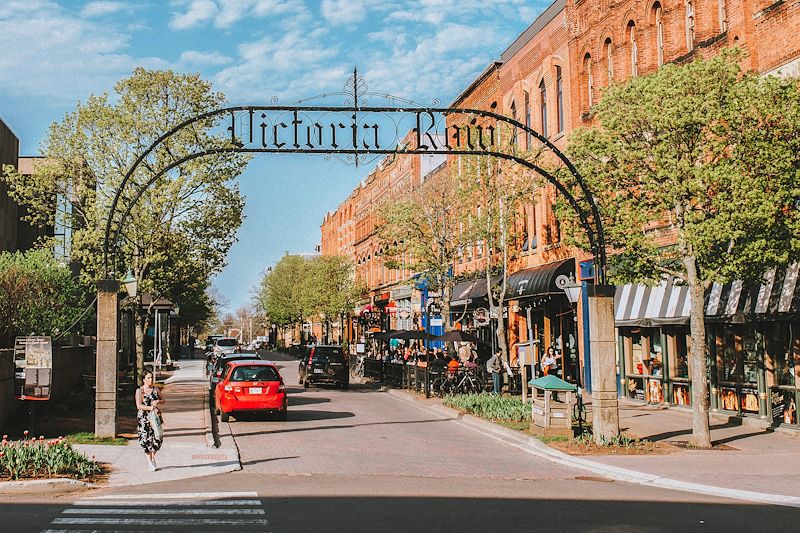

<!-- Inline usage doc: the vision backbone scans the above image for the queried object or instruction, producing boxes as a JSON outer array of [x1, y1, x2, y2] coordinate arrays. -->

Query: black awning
[[506, 258, 576, 300], [449, 276, 500, 309]]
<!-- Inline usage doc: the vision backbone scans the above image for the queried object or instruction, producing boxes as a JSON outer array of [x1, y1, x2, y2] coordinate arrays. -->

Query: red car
[[214, 360, 287, 421]]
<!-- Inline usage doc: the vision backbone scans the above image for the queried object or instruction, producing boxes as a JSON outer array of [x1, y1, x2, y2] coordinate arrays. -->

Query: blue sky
[[0, 0, 548, 312]]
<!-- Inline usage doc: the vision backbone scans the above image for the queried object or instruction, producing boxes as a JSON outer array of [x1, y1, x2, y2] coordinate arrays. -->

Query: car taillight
[[223, 385, 233, 391]]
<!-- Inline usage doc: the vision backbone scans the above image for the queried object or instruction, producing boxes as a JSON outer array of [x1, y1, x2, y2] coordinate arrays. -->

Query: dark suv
[[299, 345, 349, 389]]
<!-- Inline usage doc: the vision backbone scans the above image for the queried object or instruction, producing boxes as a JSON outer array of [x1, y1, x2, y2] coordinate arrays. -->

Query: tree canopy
[[0, 249, 88, 344], [562, 51, 800, 447]]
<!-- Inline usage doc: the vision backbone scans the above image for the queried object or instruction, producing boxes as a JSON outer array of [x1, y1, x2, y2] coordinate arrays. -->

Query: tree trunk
[[684, 254, 712, 449], [135, 313, 149, 381]]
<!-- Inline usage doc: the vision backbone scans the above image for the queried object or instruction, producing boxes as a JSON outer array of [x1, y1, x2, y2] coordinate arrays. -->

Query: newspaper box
[[529, 375, 577, 438]]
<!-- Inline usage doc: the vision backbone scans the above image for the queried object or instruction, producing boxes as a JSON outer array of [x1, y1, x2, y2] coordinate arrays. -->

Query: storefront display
[[673, 383, 691, 406]]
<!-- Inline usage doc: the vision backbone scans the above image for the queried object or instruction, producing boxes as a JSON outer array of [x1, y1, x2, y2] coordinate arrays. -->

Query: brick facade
[[319, 0, 800, 361]]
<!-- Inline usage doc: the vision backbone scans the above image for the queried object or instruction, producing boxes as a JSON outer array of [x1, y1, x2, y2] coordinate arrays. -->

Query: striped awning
[[614, 277, 691, 327], [706, 263, 800, 321]]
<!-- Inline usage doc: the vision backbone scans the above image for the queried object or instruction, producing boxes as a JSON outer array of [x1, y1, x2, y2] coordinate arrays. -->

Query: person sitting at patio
[[447, 354, 460, 373], [464, 354, 478, 370], [429, 352, 448, 370]]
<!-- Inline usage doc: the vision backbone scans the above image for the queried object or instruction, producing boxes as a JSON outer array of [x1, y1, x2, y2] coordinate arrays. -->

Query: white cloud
[[0, 4, 166, 103], [80, 1, 129, 18], [213, 31, 340, 102], [170, 0, 218, 30], [170, 0, 300, 30], [180, 49, 233, 66], [320, 0, 368, 26]]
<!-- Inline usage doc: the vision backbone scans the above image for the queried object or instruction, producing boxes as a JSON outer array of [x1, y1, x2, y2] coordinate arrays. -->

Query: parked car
[[214, 360, 287, 422], [299, 345, 349, 389], [210, 352, 260, 391]]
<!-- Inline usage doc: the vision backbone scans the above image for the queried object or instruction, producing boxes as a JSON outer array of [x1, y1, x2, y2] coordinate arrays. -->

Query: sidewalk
[[589, 399, 800, 499], [388, 388, 800, 507], [75, 359, 240, 487]]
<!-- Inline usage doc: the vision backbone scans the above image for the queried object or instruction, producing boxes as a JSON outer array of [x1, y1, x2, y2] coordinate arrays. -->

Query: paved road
[[4, 351, 799, 532]]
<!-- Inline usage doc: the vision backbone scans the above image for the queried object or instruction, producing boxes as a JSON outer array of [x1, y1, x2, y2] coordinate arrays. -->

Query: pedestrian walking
[[541, 346, 560, 376], [487, 351, 503, 394], [135, 370, 166, 471]]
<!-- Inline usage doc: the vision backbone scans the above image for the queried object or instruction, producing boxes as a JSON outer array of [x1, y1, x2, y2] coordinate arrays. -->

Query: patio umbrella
[[371, 330, 400, 340], [435, 330, 489, 344], [391, 330, 431, 341]]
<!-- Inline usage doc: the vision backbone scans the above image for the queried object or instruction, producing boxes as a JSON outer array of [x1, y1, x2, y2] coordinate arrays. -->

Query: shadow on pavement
[[287, 396, 331, 406], [230, 416, 454, 438], [6, 495, 798, 533]]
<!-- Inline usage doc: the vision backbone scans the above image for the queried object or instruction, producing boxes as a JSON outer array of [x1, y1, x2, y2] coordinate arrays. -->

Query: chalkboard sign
[[771, 388, 797, 425], [14, 336, 53, 400]]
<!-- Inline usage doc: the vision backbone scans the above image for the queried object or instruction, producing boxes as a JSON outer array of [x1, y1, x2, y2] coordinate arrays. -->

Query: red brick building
[[320, 1, 800, 417]]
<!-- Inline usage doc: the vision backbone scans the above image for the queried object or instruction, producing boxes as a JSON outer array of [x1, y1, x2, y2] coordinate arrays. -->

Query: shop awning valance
[[506, 258, 575, 300], [706, 262, 799, 321], [614, 277, 691, 327], [449, 276, 500, 309]]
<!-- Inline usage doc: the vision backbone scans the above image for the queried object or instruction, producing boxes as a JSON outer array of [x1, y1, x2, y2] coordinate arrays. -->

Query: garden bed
[[442, 393, 676, 456], [1, 432, 104, 482]]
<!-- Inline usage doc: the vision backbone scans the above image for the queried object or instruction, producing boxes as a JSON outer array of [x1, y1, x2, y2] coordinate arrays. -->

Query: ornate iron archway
[[102, 70, 606, 283], [94, 71, 618, 441]]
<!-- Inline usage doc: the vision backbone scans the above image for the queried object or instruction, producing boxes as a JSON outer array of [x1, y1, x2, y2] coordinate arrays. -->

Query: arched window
[[524, 90, 531, 148], [685, 1, 695, 50], [718, 0, 727, 33], [539, 79, 548, 138], [654, 3, 665, 66], [584, 54, 593, 108], [555, 66, 564, 133], [510, 100, 518, 146], [605, 39, 614, 82], [628, 21, 638, 77]]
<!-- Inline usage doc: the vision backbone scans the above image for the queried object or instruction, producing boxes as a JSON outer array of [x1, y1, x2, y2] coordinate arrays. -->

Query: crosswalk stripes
[[42, 492, 271, 532]]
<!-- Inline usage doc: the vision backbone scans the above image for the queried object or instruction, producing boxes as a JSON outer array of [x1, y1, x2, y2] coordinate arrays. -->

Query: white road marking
[[52, 518, 270, 526], [44, 492, 271, 532], [64, 508, 266, 515], [73, 498, 262, 506], [84, 491, 258, 499]]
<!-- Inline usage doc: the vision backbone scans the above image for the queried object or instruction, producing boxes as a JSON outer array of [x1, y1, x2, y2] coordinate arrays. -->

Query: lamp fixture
[[121, 270, 137, 298]]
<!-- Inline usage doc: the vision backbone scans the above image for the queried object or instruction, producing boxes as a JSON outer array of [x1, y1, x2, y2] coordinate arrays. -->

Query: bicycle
[[454, 367, 484, 394], [350, 354, 365, 379]]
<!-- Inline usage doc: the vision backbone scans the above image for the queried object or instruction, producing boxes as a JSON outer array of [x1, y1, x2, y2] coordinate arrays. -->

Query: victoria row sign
[[225, 107, 499, 154]]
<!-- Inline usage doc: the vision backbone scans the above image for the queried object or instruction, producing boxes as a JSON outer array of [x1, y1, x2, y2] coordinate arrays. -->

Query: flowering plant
[[0, 431, 101, 480]]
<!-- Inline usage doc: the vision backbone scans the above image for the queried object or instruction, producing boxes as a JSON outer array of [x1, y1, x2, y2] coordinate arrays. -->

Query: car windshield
[[217, 339, 237, 347], [230, 366, 279, 382], [216, 355, 258, 372], [311, 347, 345, 363]]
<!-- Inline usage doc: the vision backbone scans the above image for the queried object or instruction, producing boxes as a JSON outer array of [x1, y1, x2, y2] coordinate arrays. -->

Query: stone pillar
[[587, 284, 620, 444], [95, 280, 119, 438]]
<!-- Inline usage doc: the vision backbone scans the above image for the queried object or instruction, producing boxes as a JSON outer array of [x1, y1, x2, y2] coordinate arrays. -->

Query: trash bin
[[529, 375, 577, 438]]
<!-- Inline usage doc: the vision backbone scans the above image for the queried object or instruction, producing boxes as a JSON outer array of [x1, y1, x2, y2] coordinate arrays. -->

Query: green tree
[[377, 167, 465, 331], [1, 68, 249, 375], [0, 249, 88, 344], [304, 255, 361, 342], [562, 51, 800, 447], [458, 152, 531, 363], [258, 254, 309, 336]]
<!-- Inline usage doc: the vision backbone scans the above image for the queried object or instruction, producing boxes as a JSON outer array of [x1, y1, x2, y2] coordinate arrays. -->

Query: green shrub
[[443, 393, 530, 422], [0, 431, 101, 480]]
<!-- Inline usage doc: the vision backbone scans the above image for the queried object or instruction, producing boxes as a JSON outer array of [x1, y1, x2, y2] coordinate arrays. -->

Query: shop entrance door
[[716, 326, 762, 415]]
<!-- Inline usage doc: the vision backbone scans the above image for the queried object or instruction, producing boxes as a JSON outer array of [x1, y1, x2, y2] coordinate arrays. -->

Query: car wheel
[[303, 380, 309, 388], [277, 409, 288, 421], [220, 411, 230, 422], [341, 381, 349, 390], [299, 375, 304, 385], [214, 407, 220, 415]]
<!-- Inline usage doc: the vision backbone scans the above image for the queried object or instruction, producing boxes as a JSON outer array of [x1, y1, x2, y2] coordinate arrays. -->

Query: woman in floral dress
[[135, 370, 166, 471]]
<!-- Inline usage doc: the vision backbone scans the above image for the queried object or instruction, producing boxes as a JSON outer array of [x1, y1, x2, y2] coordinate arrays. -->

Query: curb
[[386, 388, 800, 509], [203, 390, 215, 449], [0, 478, 94, 495]]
